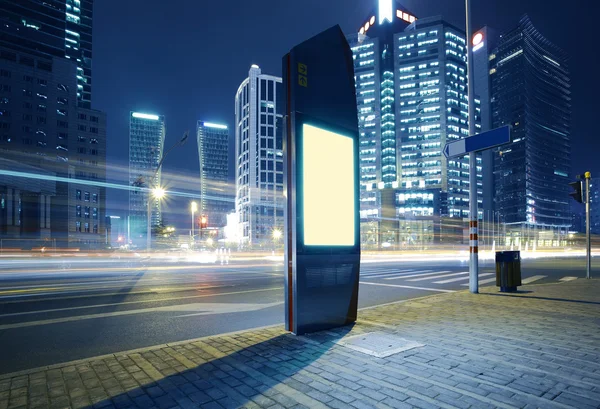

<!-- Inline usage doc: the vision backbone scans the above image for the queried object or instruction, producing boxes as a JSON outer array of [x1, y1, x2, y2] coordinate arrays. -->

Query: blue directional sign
[[444, 125, 511, 158]]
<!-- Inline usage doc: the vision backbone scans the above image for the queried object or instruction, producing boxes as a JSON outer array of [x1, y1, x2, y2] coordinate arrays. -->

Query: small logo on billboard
[[298, 63, 308, 87]]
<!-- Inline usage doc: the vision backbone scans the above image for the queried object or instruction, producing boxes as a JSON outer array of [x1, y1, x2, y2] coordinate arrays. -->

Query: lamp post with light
[[146, 131, 189, 252], [272, 229, 282, 253], [191, 201, 198, 246]]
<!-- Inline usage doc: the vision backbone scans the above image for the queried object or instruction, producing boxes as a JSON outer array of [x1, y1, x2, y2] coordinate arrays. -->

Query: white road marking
[[0, 287, 281, 328], [361, 270, 417, 278], [360, 281, 456, 293], [406, 271, 464, 282], [461, 277, 497, 286], [521, 275, 547, 284], [382, 270, 438, 280], [559, 276, 578, 282], [433, 273, 494, 284], [360, 269, 414, 276]]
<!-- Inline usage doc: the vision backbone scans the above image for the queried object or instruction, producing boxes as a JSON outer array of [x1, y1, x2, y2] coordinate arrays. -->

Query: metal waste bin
[[495, 251, 521, 292]]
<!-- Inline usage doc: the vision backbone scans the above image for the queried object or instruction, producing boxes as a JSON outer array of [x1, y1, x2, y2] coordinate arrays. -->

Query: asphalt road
[[0, 254, 595, 374]]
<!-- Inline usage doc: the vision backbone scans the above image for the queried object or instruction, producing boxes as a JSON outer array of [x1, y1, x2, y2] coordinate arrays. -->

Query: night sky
[[93, 0, 594, 228]]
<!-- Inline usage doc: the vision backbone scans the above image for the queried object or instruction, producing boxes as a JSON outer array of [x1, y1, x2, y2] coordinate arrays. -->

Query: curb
[[0, 289, 461, 381], [4, 279, 584, 381]]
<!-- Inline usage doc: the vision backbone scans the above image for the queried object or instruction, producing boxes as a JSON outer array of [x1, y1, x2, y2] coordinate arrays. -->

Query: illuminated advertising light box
[[283, 25, 360, 335], [302, 124, 355, 246]]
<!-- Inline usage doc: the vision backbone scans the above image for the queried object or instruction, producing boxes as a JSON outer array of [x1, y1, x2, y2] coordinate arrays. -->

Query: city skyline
[[90, 0, 593, 231]]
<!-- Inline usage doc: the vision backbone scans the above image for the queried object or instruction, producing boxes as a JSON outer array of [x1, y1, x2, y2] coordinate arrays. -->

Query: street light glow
[[152, 187, 165, 199], [191, 201, 198, 212], [273, 229, 282, 240]]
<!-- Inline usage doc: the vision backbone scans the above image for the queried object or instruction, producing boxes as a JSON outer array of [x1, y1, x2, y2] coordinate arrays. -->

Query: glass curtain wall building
[[234, 65, 283, 247], [347, 1, 482, 235], [197, 121, 232, 229], [128, 112, 165, 244], [491, 15, 571, 229], [0, 0, 94, 108]]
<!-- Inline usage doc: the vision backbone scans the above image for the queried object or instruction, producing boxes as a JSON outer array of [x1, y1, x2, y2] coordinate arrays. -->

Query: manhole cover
[[338, 332, 424, 358]]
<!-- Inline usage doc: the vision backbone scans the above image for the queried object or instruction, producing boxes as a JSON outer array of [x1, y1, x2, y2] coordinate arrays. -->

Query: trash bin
[[495, 251, 521, 292]]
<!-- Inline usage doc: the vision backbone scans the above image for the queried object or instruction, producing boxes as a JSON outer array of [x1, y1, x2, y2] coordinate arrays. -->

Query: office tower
[[71, 108, 107, 238], [491, 15, 571, 228], [234, 65, 283, 246], [347, 3, 482, 231], [197, 121, 232, 229], [0, 0, 94, 108], [471, 26, 499, 217], [128, 112, 165, 243], [0, 47, 106, 245]]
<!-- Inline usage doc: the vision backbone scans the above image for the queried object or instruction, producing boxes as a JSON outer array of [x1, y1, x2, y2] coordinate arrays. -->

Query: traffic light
[[200, 215, 208, 229], [569, 181, 583, 203]]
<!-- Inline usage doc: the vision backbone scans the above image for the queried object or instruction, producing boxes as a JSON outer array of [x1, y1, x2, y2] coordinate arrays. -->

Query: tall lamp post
[[147, 131, 189, 252], [191, 201, 198, 246]]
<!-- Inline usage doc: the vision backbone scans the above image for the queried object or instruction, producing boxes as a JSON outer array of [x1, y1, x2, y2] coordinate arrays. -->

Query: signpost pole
[[586, 172, 591, 279], [466, 0, 479, 293]]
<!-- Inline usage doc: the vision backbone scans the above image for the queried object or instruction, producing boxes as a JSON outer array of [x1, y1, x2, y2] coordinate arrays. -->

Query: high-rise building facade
[[0, 47, 106, 246], [471, 26, 499, 217], [347, 3, 481, 226], [0, 0, 94, 108], [197, 120, 232, 228], [128, 112, 165, 242], [491, 15, 571, 228], [234, 65, 283, 246]]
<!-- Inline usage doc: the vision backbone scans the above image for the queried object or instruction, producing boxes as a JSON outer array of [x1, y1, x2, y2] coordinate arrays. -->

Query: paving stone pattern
[[1, 279, 599, 409]]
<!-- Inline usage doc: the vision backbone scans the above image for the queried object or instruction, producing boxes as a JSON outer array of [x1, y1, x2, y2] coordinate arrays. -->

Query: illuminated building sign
[[379, 0, 393, 25], [132, 112, 159, 121], [397, 10, 416, 23], [359, 7, 417, 35], [302, 124, 356, 246], [472, 31, 484, 52]]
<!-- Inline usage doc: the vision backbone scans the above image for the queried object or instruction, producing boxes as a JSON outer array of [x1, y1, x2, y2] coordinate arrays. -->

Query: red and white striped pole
[[466, 0, 479, 293]]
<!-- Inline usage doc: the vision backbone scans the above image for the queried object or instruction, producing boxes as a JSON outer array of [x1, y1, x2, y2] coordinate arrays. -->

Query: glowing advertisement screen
[[302, 124, 355, 246]]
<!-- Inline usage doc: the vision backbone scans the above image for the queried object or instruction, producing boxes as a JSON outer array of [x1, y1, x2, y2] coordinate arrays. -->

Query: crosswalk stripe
[[361, 269, 415, 277], [406, 271, 467, 282], [383, 270, 439, 280], [360, 281, 456, 293], [559, 276, 578, 282], [461, 277, 497, 286], [433, 272, 494, 284], [521, 275, 547, 284], [362, 270, 423, 279]]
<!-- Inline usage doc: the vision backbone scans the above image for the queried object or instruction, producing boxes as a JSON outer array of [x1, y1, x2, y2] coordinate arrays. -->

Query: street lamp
[[272, 229, 282, 252], [152, 187, 165, 199], [147, 130, 189, 252], [191, 201, 198, 245]]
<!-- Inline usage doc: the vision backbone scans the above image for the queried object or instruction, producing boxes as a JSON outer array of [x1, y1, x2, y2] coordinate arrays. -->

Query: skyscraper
[[0, 46, 106, 246], [346, 1, 481, 247], [0, 0, 94, 108], [197, 120, 232, 229], [491, 15, 571, 228], [234, 65, 283, 246], [0, 1, 105, 247], [128, 112, 165, 243], [471, 26, 499, 218]]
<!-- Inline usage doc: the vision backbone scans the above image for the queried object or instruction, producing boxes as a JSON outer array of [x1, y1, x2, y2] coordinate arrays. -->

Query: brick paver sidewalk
[[1, 279, 599, 409]]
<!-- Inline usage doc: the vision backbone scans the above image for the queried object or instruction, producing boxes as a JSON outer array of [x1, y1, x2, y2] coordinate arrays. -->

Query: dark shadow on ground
[[482, 292, 600, 305], [84, 324, 356, 409]]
